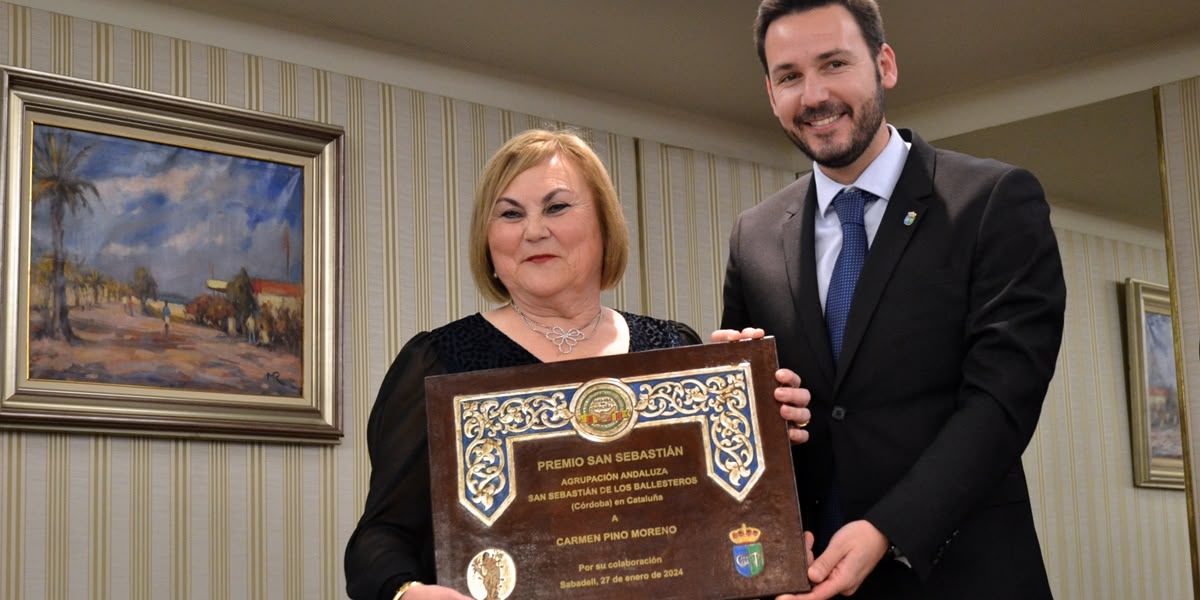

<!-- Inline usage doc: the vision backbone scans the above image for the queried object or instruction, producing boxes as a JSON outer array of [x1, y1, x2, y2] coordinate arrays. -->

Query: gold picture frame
[[0, 68, 343, 443], [1123, 278, 1183, 489]]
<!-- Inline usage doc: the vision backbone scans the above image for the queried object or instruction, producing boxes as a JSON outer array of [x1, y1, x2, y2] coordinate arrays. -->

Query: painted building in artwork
[[204, 277, 303, 313], [202, 277, 303, 342], [251, 279, 303, 313]]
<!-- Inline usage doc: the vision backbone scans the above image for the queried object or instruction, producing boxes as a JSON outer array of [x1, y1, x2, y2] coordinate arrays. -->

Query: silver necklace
[[510, 303, 603, 354]]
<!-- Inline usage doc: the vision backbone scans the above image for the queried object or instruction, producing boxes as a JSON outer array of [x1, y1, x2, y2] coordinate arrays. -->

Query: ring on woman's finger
[[793, 420, 809, 428]]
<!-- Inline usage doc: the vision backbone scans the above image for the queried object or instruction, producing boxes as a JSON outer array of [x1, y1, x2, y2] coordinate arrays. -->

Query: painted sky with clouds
[[1145, 312, 1176, 393], [31, 124, 304, 300]]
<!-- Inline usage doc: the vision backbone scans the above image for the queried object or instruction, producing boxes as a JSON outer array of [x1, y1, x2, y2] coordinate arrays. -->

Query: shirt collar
[[813, 124, 910, 215]]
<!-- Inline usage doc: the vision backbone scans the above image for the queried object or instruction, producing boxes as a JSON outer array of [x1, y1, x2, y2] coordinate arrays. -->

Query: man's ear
[[878, 43, 898, 90]]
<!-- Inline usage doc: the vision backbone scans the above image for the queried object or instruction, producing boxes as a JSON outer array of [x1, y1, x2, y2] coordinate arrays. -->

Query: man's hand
[[774, 368, 811, 445], [776, 520, 889, 600], [711, 329, 811, 445]]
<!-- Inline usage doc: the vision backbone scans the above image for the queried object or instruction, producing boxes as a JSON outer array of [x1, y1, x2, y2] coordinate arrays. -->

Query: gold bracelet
[[393, 580, 423, 600]]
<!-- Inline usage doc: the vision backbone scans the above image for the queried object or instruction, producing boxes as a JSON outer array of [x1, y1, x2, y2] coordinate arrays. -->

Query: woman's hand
[[709, 327, 765, 342], [402, 583, 473, 600]]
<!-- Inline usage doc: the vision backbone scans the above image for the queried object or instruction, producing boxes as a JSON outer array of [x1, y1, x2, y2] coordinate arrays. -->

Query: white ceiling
[[152, 0, 1199, 231]]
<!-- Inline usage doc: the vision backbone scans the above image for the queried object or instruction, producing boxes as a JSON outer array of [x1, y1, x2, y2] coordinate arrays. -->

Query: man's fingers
[[774, 368, 801, 387], [775, 384, 811, 409], [807, 551, 836, 584], [781, 405, 811, 424], [787, 428, 810, 444]]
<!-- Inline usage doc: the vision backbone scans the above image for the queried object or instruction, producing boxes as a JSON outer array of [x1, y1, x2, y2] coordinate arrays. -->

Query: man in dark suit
[[716, 1, 1066, 598]]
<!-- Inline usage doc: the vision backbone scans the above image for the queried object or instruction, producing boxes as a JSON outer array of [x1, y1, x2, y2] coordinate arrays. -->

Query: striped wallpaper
[[637, 140, 795, 330], [1029, 224, 1189, 599], [1161, 77, 1200, 596], [0, 3, 1193, 598]]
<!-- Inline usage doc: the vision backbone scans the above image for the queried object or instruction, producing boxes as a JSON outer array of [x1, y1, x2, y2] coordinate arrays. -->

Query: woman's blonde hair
[[469, 129, 629, 303]]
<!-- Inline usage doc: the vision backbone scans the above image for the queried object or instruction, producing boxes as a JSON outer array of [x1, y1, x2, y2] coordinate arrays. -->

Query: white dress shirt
[[812, 124, 911, 310]]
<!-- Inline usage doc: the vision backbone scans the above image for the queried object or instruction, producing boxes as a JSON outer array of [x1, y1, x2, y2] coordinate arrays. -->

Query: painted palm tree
[[32, 127, 101, 342]]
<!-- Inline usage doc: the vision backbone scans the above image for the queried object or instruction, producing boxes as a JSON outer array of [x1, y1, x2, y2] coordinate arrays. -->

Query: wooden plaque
[[425, 337, 810, 599]]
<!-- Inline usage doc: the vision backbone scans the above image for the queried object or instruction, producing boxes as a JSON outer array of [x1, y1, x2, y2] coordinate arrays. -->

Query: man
[[717, 1, 1066, 598]]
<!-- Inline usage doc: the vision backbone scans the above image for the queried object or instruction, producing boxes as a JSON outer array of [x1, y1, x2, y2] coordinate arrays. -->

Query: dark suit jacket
[[721, 130, 1065, 599]]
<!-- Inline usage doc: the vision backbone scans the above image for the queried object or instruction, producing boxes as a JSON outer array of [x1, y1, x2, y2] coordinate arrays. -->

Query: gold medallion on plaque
[[467, 548, 516, 600], [569, 378, 638, 442]]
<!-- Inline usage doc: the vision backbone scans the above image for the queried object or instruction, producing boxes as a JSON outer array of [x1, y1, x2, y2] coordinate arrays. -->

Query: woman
[[344, 130, 704, 600], [345, 129, 812, 600]]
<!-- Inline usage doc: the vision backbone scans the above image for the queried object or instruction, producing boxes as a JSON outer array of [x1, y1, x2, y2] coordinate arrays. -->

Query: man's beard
[[781, 82, 885, 169]]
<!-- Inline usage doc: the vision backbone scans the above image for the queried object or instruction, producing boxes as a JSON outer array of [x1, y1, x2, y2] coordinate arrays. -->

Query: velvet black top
[[344, 312, 701, 600]]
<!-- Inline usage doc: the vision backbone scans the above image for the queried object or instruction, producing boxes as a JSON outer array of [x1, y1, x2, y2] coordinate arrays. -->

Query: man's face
[[763, 5, 897, 176]]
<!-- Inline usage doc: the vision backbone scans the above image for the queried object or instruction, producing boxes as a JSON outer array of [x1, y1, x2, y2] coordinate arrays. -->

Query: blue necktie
[[826, 187, 870, 364], [815, 187, 871, 554]]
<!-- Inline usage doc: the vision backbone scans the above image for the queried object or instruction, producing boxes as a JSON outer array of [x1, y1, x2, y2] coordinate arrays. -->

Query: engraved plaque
[[425, 337, 810, 599]]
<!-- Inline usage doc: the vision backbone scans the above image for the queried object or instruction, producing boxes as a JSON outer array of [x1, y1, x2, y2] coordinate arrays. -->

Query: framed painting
[[1123, 278, 1183, 489], [0, 68, 343, 443]]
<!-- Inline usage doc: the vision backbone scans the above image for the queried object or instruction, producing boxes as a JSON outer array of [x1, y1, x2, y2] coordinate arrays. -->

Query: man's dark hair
[[754, 0, 886, 72]]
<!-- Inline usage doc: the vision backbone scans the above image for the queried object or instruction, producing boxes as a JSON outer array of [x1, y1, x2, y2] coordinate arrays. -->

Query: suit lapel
[[836, 132, 934, 385], [782, 175, 836, 384]]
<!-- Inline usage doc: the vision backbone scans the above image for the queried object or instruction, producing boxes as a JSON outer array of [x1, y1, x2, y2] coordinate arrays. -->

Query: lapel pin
[[903, 211, 917, 226]]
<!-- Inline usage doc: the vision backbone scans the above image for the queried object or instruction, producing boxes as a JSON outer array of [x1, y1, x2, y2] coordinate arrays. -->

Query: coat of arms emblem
[[730, 523, 764, 577]]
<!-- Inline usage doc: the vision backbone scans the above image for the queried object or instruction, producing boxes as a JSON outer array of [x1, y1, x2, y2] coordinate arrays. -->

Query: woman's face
[[487, 154, 605, 304]]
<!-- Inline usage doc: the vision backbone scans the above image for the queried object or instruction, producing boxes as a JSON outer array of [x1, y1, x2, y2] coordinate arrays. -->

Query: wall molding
[[1048, 203, 1166, 250], [23, 0, 803, 169], [893, 31, 1200, 141]]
